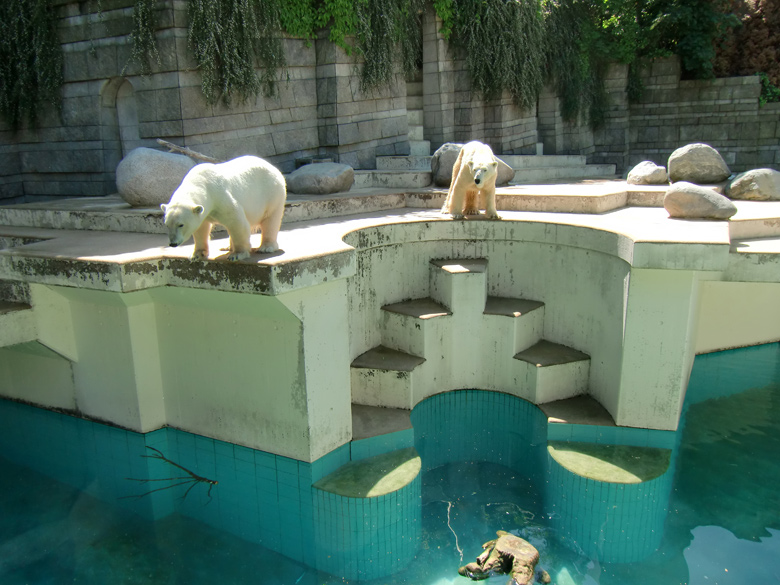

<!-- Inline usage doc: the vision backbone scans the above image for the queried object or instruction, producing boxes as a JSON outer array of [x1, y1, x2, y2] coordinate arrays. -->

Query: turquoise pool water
[[1, 345, 779, 584]]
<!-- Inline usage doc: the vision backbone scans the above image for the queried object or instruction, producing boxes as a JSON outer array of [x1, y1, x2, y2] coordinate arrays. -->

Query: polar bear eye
[[178, 223, 184, 228]]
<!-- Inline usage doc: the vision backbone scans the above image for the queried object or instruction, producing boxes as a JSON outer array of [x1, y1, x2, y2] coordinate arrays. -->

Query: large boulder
[[116, 147, 196, 208], [286, 162, 354, 194], [431, 142, 514, 187], [668, 143, 730, 184], [726, 168, 780, 201], [627, 160, 668, 185], [664, 182, 737, 220]]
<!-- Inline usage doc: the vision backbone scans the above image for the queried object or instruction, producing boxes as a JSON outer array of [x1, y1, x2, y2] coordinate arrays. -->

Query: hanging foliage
[[125, 0, 161, 76], [188, 0, 287, 106], [543, 0, 610, 126], [444, 0, 545, 111], [0, 0, 63, 129], [353, 0, 426, 93]]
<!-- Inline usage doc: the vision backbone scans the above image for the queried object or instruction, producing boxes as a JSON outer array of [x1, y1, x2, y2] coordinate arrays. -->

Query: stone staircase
[[501, 154, 616, 184], [0, 276, 34, 349], [405, 72, 430, 157], [354, 152, 617, 189], [350, 258, 591, 411]]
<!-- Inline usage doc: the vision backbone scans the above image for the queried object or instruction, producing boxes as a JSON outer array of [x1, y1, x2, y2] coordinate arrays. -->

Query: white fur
[[161, 155, 286, 261], [441, 141, 501, 220]]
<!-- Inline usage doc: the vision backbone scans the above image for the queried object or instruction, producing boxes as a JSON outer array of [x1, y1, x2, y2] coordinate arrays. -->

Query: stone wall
[[0, 0, 411, 204], [1, 2, 777, 203], [420, 5, 538, 155], [539, 57, 779, 174], [627, 57, 780, 173]]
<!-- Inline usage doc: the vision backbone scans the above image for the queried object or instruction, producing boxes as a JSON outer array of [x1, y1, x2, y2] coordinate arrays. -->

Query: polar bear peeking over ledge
[[441, 141, 501, 220], [161, 155, 286, 261]]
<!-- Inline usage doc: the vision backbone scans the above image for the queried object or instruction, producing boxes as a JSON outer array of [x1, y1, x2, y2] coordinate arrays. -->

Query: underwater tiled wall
[[0, 399, 352, 570], [545, 450, 675, 563], [4, 344, 775, 580], [411, 389, 548, 480], [313, 474, 421, 579]]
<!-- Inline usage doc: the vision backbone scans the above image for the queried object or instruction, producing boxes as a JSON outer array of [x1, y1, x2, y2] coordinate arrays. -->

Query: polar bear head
[[468, 159, 498, 188], [160, 202, 205, 247]]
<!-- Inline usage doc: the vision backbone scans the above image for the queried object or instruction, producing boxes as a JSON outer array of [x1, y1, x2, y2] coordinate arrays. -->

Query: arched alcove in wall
[[100, 77, 145, 194]]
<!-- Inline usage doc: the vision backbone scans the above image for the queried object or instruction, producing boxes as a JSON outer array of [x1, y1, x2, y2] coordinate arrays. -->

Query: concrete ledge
[[313, 446, 421, 497], [548, 441, 671, 484]]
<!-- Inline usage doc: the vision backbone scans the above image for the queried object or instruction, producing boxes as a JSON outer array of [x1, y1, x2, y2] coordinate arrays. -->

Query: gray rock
[[726, 168, 780, 201], [627, 160, 668, 185], [286, 162, 354, 194], [430, 142, 514, 188], [116, 147, 196, 208], [664, 182, 737, 220], [668, 143, 730, 184]]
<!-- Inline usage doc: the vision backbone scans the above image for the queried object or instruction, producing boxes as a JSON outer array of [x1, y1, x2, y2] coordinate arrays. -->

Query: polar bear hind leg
[[256, 203, 285, 254]]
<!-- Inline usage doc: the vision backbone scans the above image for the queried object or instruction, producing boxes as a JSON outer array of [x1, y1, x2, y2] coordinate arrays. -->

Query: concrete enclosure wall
[[1, 3, 778, 203]]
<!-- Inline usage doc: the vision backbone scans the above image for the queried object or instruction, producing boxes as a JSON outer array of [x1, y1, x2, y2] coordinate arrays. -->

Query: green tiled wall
[[313, 475, 421, 579]]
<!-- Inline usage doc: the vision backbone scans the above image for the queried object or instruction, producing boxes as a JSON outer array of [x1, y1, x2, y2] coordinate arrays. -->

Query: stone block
[[272, 128, 319, 154], [139, 120, 183, 138], [20, 149, 103, 174]]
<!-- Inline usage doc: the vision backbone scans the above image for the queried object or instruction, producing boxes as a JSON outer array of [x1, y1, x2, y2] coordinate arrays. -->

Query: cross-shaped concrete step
[[514, 340, 590, 404], [381, 297, 451, 357], [351, 346, 425, 409]]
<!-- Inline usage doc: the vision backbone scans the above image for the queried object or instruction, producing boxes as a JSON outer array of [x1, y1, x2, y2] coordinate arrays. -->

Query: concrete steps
[[350, 257, 591, 410], [353, 169, 431, 190], [514, 340, 591, 404], [510, 163, 617, 184], [406, 74, 429, 158], [0, 300, 36, 348], [361, 152, 616, 188]]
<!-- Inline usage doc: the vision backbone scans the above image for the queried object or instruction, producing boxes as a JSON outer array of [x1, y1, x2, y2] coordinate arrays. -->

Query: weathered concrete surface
[[2, 182, 780, 447]]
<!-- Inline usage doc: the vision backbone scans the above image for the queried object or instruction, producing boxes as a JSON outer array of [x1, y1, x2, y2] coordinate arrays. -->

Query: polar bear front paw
[[486, 212, 502, 220], [191, 248, 209, 261], [450, 213, 465, 220], [257, 242, 280, 254], [227, 250, 251, 261], [463, 207, 480, 216]]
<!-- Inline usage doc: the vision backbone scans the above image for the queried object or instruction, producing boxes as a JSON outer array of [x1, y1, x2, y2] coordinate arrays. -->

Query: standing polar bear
[[441, 141, 501, 220], [161, 155, 286, 261]]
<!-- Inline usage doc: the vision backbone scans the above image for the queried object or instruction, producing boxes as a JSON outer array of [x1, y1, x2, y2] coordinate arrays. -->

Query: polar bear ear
[[490, 161, 498, 168], [193, 205, 204, 215], [160, 204, 167, 213]]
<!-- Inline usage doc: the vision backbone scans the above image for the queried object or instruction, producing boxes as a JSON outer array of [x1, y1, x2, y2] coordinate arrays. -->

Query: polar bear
[[161, 155, 286, 261], [441, 141, 501, 220]]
